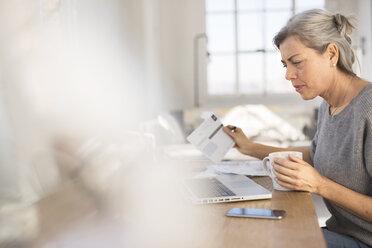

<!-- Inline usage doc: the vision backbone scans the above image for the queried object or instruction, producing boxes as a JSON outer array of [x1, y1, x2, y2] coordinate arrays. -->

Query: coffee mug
[[262, 151, 303, 191]]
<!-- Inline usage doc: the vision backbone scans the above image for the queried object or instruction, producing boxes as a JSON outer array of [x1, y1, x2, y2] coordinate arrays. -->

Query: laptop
[[183, 174, 272, 204]]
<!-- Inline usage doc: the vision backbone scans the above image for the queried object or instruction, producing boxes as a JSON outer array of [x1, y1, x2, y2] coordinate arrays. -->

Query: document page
[[186, 114, 234, 163], [210, 160, 268, 176]]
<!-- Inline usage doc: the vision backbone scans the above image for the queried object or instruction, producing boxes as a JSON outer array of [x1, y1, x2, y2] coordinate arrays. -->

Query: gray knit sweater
[[311, 83, 372, 246]]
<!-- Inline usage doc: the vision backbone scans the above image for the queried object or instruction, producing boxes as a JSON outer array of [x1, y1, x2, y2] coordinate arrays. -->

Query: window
[[205, 0, 325, 98]]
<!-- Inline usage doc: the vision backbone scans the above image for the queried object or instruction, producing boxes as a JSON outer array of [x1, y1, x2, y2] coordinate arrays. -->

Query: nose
[[285, 66, 297, 81]]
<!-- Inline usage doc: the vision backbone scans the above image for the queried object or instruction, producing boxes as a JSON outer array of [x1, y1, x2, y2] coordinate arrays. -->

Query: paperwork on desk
[[193, 160, 268, 178], [161, 143, 259, 162], [186, 114, 234, 163], [161, 144, 268, 177], [210, 160, 268, 176]]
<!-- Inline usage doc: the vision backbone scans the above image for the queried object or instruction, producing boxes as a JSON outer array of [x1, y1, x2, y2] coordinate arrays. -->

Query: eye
[[282, 64, 287, 68], [293, 61, 302, 66]]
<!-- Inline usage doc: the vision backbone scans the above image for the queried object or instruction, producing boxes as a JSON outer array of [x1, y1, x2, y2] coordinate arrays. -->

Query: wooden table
[[29, 173, 326, 248], [190, 176, 327, 248]]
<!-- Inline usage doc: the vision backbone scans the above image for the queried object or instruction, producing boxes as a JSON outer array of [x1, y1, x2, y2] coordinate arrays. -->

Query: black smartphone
[[226, 207, 286, 219]]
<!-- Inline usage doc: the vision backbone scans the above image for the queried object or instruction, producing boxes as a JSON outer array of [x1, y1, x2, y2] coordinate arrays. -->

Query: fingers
[[223, 125, 241, 132], [223, 125, 241, 138], [273, 157, 297, 170], [273, 162, 295, 178], [223, 125, 249, 154], [225, 125, 235, 130], [273, 158, 313, 192], [275, 177, 297, 190], [223, 126, 234, 138], [288, 154, 306, 164], [274, 155, 307, 170], [272, 158, 300, 184], [223, 126, 238, 148], [273, 165, 299, 190]]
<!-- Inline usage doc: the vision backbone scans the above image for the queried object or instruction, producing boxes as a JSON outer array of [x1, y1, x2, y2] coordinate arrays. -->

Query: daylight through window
[[205, 0, 325, 96]]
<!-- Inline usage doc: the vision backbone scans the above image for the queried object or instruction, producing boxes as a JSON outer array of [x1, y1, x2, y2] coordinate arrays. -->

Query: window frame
[[200, 0, 324, 107]]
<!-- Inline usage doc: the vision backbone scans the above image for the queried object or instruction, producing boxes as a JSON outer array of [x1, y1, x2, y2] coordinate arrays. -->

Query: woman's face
[[279, 35, 333, 100]]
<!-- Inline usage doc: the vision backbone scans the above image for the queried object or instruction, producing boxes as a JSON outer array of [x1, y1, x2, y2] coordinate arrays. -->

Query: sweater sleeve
[[310, 101, 326, 165], [364, 115, 372, 178], [310, 132, 317, 165]]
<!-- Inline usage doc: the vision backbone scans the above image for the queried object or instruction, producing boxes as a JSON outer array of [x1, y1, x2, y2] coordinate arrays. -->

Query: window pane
[[296, 7, 325, 14], [237, 0, 263, 11], [265, 52, 292, 94], [295, 0, 325, 13], [265, 10, 291, 49], [239, 53, 264, 94], [206, 14, 235, 53], [207, 55, 236, 95], [238, 13, 263, 51], [265, 0, 292, 10], [296, 0, 325, 9], [206, 0, 234, 12]]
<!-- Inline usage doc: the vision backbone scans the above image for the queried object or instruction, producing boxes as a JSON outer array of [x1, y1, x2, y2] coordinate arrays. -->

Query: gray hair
[[273, 9, 356, 76]]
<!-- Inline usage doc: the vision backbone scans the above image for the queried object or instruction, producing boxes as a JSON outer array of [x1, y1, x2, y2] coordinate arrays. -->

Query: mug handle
[[262, 157, 272, 178]]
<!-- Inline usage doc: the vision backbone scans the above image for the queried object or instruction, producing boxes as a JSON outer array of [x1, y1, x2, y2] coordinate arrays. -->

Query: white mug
[[262, 151, 303, 191]]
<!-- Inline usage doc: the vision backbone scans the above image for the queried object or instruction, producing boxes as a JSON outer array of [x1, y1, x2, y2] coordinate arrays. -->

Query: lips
[[293, 85, 304, 92]]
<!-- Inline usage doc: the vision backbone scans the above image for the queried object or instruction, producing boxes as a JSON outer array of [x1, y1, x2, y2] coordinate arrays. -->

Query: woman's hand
[[272, 154, 326, 194], [223, 125, 253, 155]]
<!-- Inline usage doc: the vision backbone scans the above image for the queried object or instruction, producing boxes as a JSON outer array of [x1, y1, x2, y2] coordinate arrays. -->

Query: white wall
[[143, 0, 205, 114], [357, 0, 372, 80], [326, 0, 372, 81]]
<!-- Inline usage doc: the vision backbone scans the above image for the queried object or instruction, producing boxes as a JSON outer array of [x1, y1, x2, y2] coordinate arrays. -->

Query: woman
[[224, 9, 372, 248]]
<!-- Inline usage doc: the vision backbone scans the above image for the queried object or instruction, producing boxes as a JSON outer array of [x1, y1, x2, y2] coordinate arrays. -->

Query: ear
[[326, 43, 339, 67]]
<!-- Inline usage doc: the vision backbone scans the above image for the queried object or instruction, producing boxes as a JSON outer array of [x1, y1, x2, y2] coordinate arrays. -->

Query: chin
[[299, 92, 316, 101]]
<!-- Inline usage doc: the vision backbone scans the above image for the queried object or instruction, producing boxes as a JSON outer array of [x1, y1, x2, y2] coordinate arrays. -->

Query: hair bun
[[333, 13, 354, 36]]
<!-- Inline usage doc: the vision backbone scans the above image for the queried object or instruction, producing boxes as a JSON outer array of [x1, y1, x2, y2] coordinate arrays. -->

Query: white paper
[[186, 114, 234, 163], [210, 160, 268, 176], [161, 144, 207, 161]]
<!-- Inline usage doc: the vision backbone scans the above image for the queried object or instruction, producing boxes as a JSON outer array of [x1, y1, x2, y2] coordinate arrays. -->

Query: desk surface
[[30, 172, 326, 248], [193, 176, 327, 248]]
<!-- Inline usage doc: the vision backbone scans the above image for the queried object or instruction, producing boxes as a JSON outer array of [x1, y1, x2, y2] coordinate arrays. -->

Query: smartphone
[[226, 207, 286, 219]]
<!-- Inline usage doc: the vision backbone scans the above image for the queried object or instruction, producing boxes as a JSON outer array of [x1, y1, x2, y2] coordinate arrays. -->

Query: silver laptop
[[184, 174, 272, 204]]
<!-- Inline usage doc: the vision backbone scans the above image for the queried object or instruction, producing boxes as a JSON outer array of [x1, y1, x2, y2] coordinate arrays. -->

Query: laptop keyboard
[[185, 177, 236, 198]]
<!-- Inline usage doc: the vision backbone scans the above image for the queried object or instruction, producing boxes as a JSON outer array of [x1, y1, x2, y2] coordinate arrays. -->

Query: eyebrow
[[281, 53, 300, 64]]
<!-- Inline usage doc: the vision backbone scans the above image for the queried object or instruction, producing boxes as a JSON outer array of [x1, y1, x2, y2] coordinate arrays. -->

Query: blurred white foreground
[[0, 1, 203, 247]]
